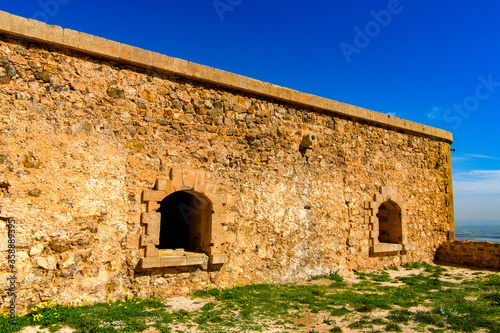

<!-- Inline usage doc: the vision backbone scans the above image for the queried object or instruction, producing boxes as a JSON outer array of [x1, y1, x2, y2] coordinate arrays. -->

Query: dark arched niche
[[157, 191, 212, 253], [377, 200, 402, 244]]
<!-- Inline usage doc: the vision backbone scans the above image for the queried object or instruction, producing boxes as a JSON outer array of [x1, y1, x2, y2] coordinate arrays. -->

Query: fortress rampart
[[0, 11, 454, 311]]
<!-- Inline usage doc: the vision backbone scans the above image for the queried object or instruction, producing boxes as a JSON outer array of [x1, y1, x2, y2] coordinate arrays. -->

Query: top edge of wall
[[0, 10, 452, 143]]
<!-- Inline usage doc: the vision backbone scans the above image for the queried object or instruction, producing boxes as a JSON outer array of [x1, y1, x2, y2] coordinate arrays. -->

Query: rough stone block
[[132, 47, 152, 67], [170, 168, 183, 190], [182, 169, 197, 189], [140, 235, 156, 247], [346, 238, 356, 247], [62, 29, 80, 49], [403, 244, 413, 251], [345, 104, 357, 116], [157, 178, 174, 195], [382, 186, 396, 198], [283, 88, 294, 101], [224, 71, 239, 88], [149, 233, 160, 245], [203, 182, 217, 194], [323, 99, 336, 113], [356, 106, 369, 119], [186, 253, 209, 267], [141, 256, 160, 268], [77, 32, 95, 53], [237, 75, 249, 90], [0, 11, 12, 33], [9, 14, 27, 36], [147, 220, 161, 236], [193, 170, 205, 192], [106, 39, 122, 58], [247, 78, 262, 93], [145, 245, 159, 258], [211, 232, 226, 245], [142, 212, 161, 225], [211, 67, 224, 83], [199, 66, 214, 82], [187, 61, 201, 78], [260, 81, 273, 96], [211, 219, 224, 234], [151, 52, 175, 72], [212, 202, 227, 214], [173, 58, 188, 75], [291, 91, 303, 104], [83, 34, 109, 58], [211, 193, 227, 205], [226, 194, 234, 206], [308, 95, 324, 109], [299, 92, 310, 105], [212, 213, 227, 226], [372, 243, 402, 253], [147, 201, 161, 212], [210, 254, 228, 265], [226, 232, 236, 244], [119, 44, 133, 62], [44, 24, 63, 44], [142, 190, 167, 202], [25, 19, 46, 41], [226, 212, 235, 223], [126, 234, 141, 249], [270, 84, 282, 99], [155, 177, 168, 191], [160, 255, 186, 267]]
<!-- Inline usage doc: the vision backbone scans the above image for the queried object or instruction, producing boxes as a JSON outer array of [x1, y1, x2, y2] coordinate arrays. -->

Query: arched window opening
[[157, 191, 212, 252], [377, 200, 402, 244]]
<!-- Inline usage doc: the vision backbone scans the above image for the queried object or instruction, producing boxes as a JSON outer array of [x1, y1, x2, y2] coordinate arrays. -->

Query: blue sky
[[2, 0, 499, 225]]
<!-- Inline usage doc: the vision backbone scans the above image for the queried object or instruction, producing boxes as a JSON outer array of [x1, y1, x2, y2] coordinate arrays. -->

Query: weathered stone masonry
[[0, 11, 454, 312], [435, 241, 500, 269]]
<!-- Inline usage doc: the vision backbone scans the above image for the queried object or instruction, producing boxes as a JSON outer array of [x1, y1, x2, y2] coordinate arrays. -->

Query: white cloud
[[386, 112, 396, 117], [451, 156, 469, 162], [452, 154, 499, 163], [463, 154, 499, 160], [454, 170, 500, 195]]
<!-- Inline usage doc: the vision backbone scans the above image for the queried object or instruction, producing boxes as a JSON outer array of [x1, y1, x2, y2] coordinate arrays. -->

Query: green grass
[[1, 263, 499, 332], [355, 270, 393, 282]]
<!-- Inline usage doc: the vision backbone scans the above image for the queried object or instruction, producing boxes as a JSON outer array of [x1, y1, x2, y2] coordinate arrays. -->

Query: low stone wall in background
[[435, 241, 500, 269]]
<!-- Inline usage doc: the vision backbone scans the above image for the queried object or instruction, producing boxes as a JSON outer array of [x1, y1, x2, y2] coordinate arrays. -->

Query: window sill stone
[[140, 251, 227, 269], [371, 243, 403, 253]]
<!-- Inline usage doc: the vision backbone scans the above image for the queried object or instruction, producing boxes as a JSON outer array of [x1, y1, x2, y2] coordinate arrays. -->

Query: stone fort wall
[[435, 241, 500, 269], [0, 11, 454, 312]]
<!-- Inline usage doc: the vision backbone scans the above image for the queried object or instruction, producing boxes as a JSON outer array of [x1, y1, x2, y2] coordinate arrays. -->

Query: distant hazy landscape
[[455, 220, 500, 243]]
